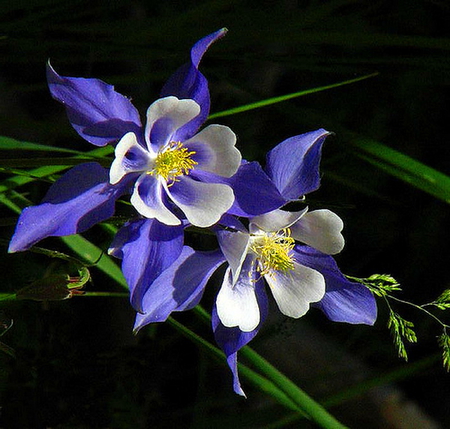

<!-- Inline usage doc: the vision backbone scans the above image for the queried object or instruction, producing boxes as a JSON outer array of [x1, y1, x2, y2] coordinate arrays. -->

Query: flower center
[[149, 141, 197, 183], [250, 228, 295, 276]]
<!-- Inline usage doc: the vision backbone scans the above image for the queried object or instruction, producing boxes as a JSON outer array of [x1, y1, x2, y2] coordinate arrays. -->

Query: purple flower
[[109, 96, 241, 227], [8, 29, 230, 253], [215, 208, 345, 332], [263, 129, 377, 325], [212, 130, 377, 395]]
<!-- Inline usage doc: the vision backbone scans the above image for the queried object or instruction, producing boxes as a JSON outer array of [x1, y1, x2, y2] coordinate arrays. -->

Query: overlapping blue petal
[[266, 129, 331, 199], [134, 247, 225, 331], [9, 163, 129, 252], [195, 161, 285, 217], [47, 63, 142, 147], [109, 218, 184, 311], [293, 245, 377, 325]]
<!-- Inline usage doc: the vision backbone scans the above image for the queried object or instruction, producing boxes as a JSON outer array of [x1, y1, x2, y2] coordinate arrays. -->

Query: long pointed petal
[[160, 28, 227, 140], [134, 247, 225, 331], [293, 245, 377, 325], [266, 129, 331, 198], [212, 280, 268, 397], [47, 63, 142, 147], [9, 163, 127, 252], [109, 218, 184, 311]]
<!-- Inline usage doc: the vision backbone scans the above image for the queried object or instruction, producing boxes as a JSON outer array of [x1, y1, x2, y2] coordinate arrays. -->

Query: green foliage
[[432, 290, 450, 311], [438, 333, 450, 372], [350, 273, 402, 298], [353, 274, 450, 371], [387, 310, 417, 361]]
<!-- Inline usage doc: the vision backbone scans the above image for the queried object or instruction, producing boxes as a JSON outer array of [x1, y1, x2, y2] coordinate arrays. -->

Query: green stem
[[83, 292, 129, 298], [193, 306, 348, 429], [241, 347, 349, 429], [388, 294, 450, 329]]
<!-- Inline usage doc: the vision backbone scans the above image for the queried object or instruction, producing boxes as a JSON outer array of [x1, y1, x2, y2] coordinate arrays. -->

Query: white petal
[[145, 96, 200, 149], [290, 209, 345, 255], [167, 176, 234, 228], [216, 265, 260, 332], [217, 229, 250, 285], [130, 174, 181, 225], [110, 132, 150, 185], [250, 207, 308, 233], [265, 262, 325, 318], [184, 124, 241, 177]]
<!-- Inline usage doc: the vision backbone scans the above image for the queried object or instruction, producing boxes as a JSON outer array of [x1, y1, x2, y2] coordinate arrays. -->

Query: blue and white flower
[[216, 207, 345, 332], [8, 29, 243, 257], [109, 96, 241, 227]]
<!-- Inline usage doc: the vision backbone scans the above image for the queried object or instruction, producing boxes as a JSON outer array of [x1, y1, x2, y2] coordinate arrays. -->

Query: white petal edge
[[265, 262, 325, 319], [167, 176, 235, 228], [110, 132, 150, 185], [250, 207, 308, 233], [217, 230, 250, 285], [145, 96, 200, 150], [290, 209, 345, 255], [184, 124, 241, 177], [216, 266, 260, 332], [130, 175, 181, 225]]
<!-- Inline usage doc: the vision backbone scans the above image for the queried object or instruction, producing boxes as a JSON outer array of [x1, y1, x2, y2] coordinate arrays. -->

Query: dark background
[[1, 1, 449, 427]]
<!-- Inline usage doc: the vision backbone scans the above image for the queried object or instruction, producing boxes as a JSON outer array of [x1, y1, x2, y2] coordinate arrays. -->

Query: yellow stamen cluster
[[149, 141, 197, 183], [250, 228, 295, 276]]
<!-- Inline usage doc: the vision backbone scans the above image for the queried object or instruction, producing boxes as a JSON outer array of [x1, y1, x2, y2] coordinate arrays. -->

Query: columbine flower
[[211, 129, 377, 395], [130, 129, 377, 396], [8, 29, 232, 253], [109, 95, 241, 227], [215, 208, 344, 331]]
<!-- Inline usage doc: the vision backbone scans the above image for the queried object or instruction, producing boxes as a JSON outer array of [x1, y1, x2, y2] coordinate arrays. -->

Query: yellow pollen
[[149, 141, 197, 183], [250, 228, 295, 276]]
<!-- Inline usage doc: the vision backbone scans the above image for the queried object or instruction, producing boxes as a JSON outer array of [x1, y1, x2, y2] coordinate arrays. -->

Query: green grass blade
[[347, 136, 450, 204], [167, 316, 303, 414], [0, 136, 81, 154], [208, 72, 378, 119], [0, 145, 113, 193], [0, 157, 110, 169], [193, 307, 348, 429]]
